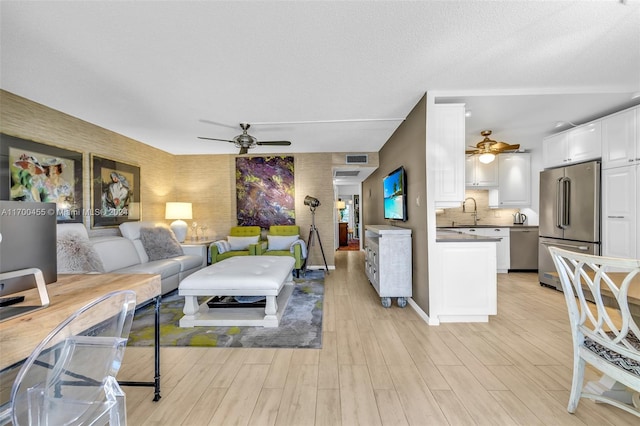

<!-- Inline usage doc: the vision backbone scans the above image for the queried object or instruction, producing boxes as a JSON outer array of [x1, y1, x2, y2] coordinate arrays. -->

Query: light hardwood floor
[[121, 250, 639, 425]]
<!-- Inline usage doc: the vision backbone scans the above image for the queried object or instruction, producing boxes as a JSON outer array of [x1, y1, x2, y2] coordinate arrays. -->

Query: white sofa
[[57, 222, 206, 295]]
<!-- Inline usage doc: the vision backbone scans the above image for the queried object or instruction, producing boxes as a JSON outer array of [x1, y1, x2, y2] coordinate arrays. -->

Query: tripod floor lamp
[[303, 195, 329, 274]]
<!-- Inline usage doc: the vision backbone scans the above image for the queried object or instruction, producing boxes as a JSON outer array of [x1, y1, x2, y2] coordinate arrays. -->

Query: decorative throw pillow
[[57, 233, 105, 273], [267, 234, 299, 251], [213, 240, 231, 254], [227, 235, 259, 251], [140, 226, 184, 261]]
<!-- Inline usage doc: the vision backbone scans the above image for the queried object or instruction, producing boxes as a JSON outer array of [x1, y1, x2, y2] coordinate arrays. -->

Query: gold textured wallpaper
[[1, 90, 336, 267]]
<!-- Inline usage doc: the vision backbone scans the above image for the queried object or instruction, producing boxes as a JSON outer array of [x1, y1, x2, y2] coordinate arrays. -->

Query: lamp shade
[[165, 202, 192, 220], [165, 202, 192, 243], [336, 200, 346, 209]]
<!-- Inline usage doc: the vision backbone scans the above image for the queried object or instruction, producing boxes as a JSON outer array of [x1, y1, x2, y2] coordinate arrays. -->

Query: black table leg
[[120, 295, 161, 401], [153, 295, 161, 401]]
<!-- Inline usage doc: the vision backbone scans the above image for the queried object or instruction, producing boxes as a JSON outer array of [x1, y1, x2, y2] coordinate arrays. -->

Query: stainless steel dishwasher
[[509, 227, 538, 271]]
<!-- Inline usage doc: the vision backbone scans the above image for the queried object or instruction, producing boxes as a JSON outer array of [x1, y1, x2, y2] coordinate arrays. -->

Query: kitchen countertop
[[436, 229, 501, 243]]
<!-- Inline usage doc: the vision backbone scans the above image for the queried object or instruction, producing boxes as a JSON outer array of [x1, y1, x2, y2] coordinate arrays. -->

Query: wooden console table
[[0, 273, 162, 401]]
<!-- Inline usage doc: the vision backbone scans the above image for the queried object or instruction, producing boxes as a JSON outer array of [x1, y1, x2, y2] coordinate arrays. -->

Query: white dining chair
[[550, 247, 640, 417]]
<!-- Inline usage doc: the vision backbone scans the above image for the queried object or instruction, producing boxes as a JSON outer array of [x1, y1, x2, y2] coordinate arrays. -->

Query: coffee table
[[178, 256, 295, 328]]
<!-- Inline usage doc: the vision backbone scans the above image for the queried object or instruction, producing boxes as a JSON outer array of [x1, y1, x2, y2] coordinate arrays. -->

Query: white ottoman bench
[[178, 256, 296, 328]]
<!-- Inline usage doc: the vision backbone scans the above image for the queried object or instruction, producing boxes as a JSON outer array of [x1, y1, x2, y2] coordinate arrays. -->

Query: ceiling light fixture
[[555, 120, 578, 128], [478, 152, 496, 164]]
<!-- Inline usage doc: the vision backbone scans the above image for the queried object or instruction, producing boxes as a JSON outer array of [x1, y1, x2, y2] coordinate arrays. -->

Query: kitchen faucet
[[462, 197, 478, 225]]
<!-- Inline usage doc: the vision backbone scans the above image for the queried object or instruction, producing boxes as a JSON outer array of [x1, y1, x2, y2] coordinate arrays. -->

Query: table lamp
[[165, 202, 192, 242]]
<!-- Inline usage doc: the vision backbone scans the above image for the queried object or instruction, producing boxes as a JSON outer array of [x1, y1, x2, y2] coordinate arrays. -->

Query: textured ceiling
[[1, 1, 639, 161]]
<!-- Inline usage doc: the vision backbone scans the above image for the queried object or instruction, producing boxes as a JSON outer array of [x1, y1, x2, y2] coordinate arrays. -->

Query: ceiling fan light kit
[[466, 130, 520, 162], [478, 152, 496, 164]]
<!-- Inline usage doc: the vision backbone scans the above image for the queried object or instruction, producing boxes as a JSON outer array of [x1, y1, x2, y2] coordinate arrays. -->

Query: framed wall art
[[1, 133, 83, 223], [91, 154, 141, 228], [235, 156, 295, 228]]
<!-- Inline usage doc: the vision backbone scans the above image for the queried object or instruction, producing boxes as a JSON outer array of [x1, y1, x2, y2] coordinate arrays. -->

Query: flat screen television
[[383, 166, 407, 221], [0, 201, 57, 296]]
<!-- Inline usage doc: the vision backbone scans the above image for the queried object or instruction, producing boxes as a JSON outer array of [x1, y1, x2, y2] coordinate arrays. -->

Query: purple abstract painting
[[236, 156, 295, 228]]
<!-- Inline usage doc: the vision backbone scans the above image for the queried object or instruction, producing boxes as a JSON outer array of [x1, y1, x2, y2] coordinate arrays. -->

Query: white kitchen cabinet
[[490, 153, 531, 207], [465, 155, 499, 187], [542, 122, 602, 168], [602, 165, 639, 260], [430, 104, 466, 207], [568, 121, 602, 163], [457, 227, 510, 273], [602, 106, 640, 170], [432, 240, 497, 323], [364, 225, 412, 307], [482, 228, 510, 273], [542, 132, 568, 169]]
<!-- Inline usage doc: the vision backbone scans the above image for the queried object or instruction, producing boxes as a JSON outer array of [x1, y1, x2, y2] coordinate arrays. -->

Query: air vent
[[334, 170, 360, 177], [345, 154, 368, 164]]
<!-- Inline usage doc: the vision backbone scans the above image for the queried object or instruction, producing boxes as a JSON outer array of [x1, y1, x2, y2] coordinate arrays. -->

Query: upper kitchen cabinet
[[568, 122, 602, 162], [542, 132, 567, 168], [431, 104, 466, 208], [465, 155, 498, 187], [543, 122, 602, 169], [490, 153, 531, 207], [601, 106, 640, 170]]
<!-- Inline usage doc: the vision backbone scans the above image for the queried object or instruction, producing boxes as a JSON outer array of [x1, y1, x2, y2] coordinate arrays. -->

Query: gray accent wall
[[362, 94, 430, 314]]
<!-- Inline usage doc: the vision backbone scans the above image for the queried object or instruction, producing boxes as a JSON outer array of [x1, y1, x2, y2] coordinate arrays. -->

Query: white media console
[[364, 225, 412, 308]]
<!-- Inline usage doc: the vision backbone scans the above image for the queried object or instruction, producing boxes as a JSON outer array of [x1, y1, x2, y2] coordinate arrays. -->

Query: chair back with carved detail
[[550, 247, 640, 417]]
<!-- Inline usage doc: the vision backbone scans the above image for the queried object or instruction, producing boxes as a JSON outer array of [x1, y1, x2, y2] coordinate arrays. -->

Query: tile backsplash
[[435, 189, 521, 227]]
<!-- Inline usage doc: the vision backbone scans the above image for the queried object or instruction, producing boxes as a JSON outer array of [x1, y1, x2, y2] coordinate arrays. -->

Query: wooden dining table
[[0, 273, 162, 403]]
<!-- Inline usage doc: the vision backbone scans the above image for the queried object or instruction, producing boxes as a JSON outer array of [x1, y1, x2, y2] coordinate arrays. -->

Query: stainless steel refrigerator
[[538, 160, 600, 290]]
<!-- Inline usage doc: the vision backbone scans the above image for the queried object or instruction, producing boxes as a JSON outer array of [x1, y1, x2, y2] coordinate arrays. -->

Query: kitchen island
[[430, 229, 499, 324]]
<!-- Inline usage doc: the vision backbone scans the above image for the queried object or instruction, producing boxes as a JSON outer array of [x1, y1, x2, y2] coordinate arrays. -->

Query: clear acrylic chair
[[550, 247, 640, 417], [3, 290, 137, 425]]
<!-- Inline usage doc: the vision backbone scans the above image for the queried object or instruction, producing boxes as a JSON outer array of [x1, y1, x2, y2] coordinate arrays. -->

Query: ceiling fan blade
[[502, 143, 520, 151], [489, 142, 511, 150], [256, 141, 292, 146], [465, 150, 479, 154], [198, 136, 235, 143], [490, 142, 520, 152], [198, 119, 239, 130], [239, 146, 249, 155]]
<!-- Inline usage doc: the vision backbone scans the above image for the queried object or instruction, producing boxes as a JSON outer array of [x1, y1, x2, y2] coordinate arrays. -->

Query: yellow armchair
[[209, 226, 261, 264], [256, 225, 306, 276]]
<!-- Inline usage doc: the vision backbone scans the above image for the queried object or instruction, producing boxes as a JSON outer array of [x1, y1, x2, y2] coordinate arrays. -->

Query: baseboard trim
[[408, 298, 438, 325]]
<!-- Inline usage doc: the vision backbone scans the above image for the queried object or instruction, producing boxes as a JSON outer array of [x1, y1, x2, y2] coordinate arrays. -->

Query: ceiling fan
[[198, 122, 291, 154], [465, 130, 520, 164]]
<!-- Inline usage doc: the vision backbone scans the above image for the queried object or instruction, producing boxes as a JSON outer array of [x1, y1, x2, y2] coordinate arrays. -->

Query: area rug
[[127, 270, 324, 349]]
